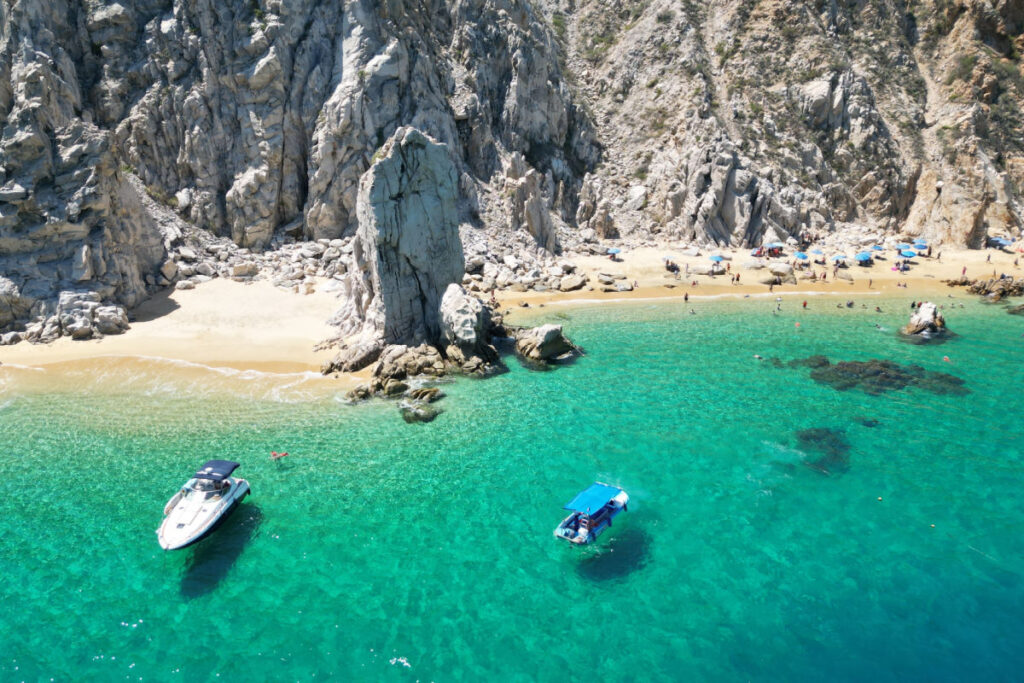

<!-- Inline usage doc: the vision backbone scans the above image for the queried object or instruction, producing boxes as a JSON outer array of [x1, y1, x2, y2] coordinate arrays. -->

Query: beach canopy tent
[[564, 483, 624, 514], [811, 248, 824, 254], [871, 245, 884, 251], [855, 252, 872, 261], [607, 247, 621, 254], [901, 250, 917, 258], [195, 460, 240, 482], [795, 252, 808, 260], [709, 255, 724, 262]]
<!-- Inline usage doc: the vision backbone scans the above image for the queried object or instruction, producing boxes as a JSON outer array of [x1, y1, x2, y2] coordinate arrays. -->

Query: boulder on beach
[[514, 324, 577, 365]]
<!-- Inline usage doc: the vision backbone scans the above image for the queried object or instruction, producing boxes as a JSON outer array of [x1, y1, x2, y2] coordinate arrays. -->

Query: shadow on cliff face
[[796, 427, 851, 475], [131, 289, 181, 323], [180, 504, 263, 600], [575, 527, 651, 582]]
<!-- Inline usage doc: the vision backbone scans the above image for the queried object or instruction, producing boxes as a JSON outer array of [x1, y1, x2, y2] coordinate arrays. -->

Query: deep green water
[[2, 294, 1023, 681]]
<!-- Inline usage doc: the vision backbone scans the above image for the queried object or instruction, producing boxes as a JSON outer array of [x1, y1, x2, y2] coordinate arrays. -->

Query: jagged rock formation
[[540, 0, 1022, 248], [2, 0, 1023, 340], [438, 283, 500, 374], [900, 301, 948, 338], [0, 2, 175, 341], [331, 127, 463, 350], [1, 0, 598, 337]]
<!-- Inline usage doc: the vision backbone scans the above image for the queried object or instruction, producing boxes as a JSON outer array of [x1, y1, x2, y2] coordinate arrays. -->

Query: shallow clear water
[[2, 295, 1023, 681]]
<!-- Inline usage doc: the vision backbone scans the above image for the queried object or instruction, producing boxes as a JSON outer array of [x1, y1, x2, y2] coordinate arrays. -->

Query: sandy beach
[[1, 278, 344, 373], [1, 244, 1020, 376], [498, 244, 1023, 314]]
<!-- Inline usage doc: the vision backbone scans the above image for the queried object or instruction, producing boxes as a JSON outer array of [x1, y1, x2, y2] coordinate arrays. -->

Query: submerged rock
[[796, 427, 850, 475], [805, 358, 968, 396], [787, 355, 830, 369], [400, 403, 441, 424]]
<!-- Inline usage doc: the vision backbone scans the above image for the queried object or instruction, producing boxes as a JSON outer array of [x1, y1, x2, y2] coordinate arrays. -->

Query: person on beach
[[868, 279, 872, 289], [962, 266, 967, 276], [735, 273, 740, 283], [684, 292, 689, 302], [803, 300, 807, 309]]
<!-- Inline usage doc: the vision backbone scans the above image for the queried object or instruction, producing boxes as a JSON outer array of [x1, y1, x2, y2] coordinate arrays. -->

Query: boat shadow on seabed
[[575, 527, 652, 582], [180, 504, 263, 599]]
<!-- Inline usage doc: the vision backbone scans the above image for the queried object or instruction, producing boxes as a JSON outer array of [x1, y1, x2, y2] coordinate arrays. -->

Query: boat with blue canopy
[[553, 482, 629, 545]]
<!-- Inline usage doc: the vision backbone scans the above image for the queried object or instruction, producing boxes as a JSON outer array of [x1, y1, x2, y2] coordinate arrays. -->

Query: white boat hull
[[157, 478, 250, 550]]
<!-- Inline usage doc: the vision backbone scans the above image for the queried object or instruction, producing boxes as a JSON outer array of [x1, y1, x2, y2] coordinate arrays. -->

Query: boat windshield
[[181, 478, 231, 501]]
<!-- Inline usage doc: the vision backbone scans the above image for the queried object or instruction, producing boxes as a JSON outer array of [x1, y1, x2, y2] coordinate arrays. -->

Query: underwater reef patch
[[787, 356, 969, 396]]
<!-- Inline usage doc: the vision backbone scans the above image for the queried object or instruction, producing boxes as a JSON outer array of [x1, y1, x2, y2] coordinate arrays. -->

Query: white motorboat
[[157, 460, 251, 550]]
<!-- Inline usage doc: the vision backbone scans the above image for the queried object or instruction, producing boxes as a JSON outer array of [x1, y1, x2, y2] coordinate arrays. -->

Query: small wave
[[126, 355, 322, 381], [0, 363, 47, 372]]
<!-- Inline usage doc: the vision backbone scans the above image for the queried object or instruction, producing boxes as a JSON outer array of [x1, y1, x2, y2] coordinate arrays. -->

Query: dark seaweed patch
[[796, 427, 850, 475], [787, 354, 830, 369], [797, 358, 969, 396]]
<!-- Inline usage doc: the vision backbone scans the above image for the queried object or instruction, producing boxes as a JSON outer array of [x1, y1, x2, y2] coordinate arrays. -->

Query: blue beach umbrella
[[607, 247, 621, 254], [992, 237, 1012, 247], [831, 254, 847, 261], [794, 252, 808, 260], [766, 242, 784, 248], [901, 250, 917, 258], [914, 240, 927, 247], [855, 252, 872, 261], [811, 248, 824, 255], [709, 255, 724, 262], [897, 243, 912, 250], [871, 245, 884, 251]]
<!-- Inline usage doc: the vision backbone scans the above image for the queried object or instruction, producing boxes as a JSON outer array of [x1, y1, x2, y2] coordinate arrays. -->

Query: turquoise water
[[2, 295, 1023, 681]]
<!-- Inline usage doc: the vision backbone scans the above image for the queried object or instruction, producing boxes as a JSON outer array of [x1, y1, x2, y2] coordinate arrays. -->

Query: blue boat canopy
[[195, 460, 240, 481], [564, 483, 622, 514]]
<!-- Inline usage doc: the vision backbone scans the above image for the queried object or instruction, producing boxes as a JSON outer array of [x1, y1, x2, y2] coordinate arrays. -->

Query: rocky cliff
[[1, 0, 1022, 340], [542, 0, 1023, 249]]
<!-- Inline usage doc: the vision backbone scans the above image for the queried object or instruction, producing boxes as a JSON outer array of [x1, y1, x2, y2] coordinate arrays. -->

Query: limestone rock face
[[333, 127, 464, 348], [0, 0, 172, 335]]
